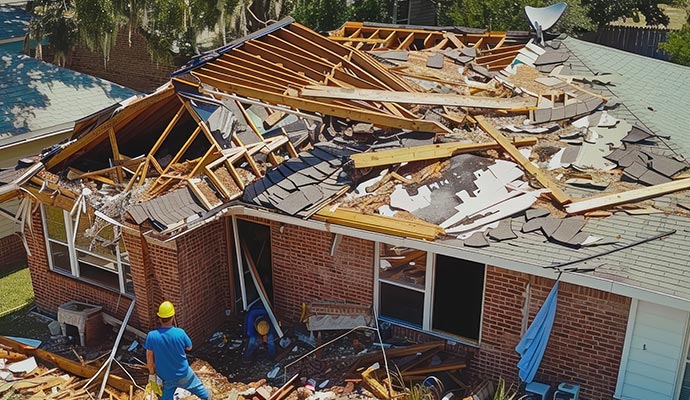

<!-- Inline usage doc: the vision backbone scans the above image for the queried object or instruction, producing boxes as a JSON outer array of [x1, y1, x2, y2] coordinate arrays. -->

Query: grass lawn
[[0, 267, 34, 318], [610, 5, 688, 30]]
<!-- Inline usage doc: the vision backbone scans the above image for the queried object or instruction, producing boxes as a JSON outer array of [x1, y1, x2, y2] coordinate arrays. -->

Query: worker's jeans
[[162, 369, 210, 400], [245, 332, 276, 358]]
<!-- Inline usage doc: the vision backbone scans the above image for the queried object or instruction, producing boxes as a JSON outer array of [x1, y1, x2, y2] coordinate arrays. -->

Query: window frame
[[41, 204, 133, 296], [374, 242, 486, 346]]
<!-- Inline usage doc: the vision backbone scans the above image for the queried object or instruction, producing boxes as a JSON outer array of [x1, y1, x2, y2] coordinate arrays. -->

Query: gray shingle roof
[[0, 52, 138, 144], [561, 37, 690, 158]]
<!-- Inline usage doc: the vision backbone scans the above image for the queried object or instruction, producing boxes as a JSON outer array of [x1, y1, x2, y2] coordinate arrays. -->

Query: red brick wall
[[40, 27, 179, 93], [26, 212, 140, 327], [269, 221, 375, 323], [0, 234, 27, 272], [27, 211, 231, 344], [122, 220, 232, 344], [472, 267, 629, 400], [175, 219, 232, 344]]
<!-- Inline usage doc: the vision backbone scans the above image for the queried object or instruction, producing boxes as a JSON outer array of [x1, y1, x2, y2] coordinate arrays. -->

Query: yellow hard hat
[[157, 301, 175, 318], [256, 319, 270, 336]]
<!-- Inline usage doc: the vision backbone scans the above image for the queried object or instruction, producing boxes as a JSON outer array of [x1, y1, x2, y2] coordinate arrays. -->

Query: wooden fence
[[596, 25, 675, 60]]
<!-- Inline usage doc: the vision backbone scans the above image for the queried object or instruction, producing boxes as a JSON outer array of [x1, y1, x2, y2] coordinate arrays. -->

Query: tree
[[437, 0, 594, 34], [659, 23, 690, 66], [290, 0, 350, 32], [582, 0, 669, 29]]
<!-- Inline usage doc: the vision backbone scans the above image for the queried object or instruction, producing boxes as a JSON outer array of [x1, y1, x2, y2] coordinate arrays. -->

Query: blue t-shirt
[[144, 326, 192, 381]]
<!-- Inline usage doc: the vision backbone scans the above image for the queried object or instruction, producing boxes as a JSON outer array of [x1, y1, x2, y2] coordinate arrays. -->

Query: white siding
[[619, 301, 688, 400], [0, 198, 20, 239]]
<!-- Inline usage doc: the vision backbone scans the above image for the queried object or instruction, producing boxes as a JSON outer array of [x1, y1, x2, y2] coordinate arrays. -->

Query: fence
[[595, 25, 675, 60]]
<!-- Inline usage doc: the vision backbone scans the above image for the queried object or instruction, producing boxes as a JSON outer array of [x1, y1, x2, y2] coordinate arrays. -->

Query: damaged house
[[4, 16, 690, 400]]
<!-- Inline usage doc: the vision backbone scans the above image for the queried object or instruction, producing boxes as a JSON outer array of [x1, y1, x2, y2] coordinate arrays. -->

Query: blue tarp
[[515, 280, 559, 383]]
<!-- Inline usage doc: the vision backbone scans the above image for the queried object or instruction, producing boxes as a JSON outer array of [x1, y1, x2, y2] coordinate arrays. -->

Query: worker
[[243, 302, 276, 359], [145, 301, 212, 400]]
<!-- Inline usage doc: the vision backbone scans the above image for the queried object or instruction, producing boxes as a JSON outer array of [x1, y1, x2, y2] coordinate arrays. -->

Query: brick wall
[[40, 27, 179, 93], [359, 264, 629, 400], [175, 219, 232, 343], [269, 221, 375, 323], [27, 212, 140, 327], [122, 219, 232, 344], [0, 235, 27, 272]]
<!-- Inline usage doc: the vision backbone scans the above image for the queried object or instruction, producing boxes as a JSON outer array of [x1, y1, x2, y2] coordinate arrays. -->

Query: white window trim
[[374, 241, 486, 347], [41, 204, 132, 295]]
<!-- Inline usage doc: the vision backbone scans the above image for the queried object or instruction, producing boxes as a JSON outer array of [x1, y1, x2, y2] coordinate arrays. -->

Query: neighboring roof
[[7, 19, 690, 308], [562, 37, 690, 157], [0, 5, 30, 41], [0, 52, 138, 145]]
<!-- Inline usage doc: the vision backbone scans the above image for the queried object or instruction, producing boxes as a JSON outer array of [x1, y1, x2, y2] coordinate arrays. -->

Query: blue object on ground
[[5, 336, 42, 348]]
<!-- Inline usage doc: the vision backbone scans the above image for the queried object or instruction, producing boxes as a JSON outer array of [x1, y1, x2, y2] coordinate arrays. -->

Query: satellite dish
[[525, 2, 567, 45]]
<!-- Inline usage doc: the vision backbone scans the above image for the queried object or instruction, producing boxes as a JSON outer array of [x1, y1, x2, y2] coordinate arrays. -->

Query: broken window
[[41, 205, 134, 295], [377, 243, 485, 343]]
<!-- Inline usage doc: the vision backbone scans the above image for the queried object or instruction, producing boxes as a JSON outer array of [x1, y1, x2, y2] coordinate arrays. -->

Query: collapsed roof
[[3, 17, 690, 301]]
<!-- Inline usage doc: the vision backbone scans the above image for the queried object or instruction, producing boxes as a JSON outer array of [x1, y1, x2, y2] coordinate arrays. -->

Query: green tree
[[291, 0, 350, 31], [659, 22, 690, 65], [437, 0, 593, 34], [582, 0, 669, 29]]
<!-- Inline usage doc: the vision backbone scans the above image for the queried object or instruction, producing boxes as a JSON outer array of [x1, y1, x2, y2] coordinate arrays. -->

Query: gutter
[[162, 203, 690, 313]]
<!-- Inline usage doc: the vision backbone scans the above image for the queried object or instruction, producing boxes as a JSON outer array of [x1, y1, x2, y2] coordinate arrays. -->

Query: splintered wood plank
[[566, 178, 690, 214], [314, 207, 444, 240], [188, 74, 450, 133], [350, 137, 537, 168], [108, 128, 124, 183], [475, 115, 571, 205], [300, 86, 536, 109]]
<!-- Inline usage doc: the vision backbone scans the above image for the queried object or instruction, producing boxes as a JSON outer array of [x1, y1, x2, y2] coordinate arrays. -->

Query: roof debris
[[0, 17, 688, 280]]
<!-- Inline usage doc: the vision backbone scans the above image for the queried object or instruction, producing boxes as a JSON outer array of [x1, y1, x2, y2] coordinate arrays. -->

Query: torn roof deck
[[4, 18, 690, 301]]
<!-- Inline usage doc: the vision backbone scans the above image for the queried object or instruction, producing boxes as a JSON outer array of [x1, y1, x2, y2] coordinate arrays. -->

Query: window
[[376, 243, 485, 343], [42, 204, 134, 295]]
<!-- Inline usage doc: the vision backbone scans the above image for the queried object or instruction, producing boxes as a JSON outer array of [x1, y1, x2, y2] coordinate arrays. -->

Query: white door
[[617, 300, 689, 400]]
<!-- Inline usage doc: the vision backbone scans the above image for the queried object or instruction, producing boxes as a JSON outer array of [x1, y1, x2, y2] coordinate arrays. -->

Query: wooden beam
[[188, 74, 450, 133], [475, 115, 571, 205], [350, 137, 537, 168], [300, 86, 536, 110], [566, 178, 690, 214], [108, 128, 124, 183], [313, 207, 444, 240], [46, 87, 175, 169]]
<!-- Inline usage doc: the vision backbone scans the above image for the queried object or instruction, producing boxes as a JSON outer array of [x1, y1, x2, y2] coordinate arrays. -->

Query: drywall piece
[[573, 142, 617, 171], [565, 178, 608, 190], [549, 216, 586, 245], [378, 205, 396, 216], [572, 114, 590, 129], [8, 356, 37, 374], [547, 148, 566, 170], [488, 218, 517, 241], [447, 191, 543, 234], [526, 208, 550, 220], [464, 231, 490, 248], [427, 52, 445, 69], [487, 160, 525, 185], [353, 171, 387, 197], [639, 169, 672, 186], [390, 185, 432, 212]]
